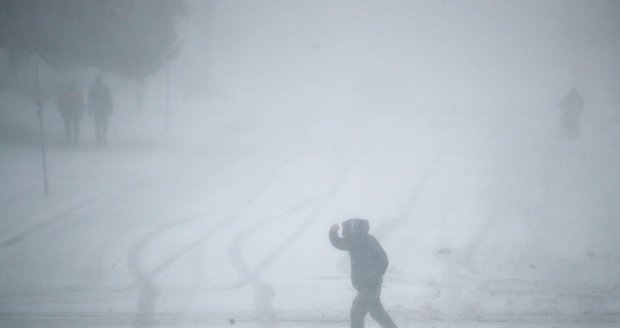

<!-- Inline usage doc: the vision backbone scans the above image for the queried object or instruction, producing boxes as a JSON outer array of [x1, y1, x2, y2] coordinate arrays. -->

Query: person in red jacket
[[329, 219, 398, 328]]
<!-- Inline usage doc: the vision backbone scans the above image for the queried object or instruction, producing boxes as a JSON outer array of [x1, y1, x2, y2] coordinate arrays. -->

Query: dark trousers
[[94, 116, 108, 145], [63, 117, 80, 146], [351, 288, 397, 328]]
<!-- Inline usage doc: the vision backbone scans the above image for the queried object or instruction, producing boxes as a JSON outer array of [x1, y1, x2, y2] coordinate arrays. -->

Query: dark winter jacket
[[329, 219, 389, 290]]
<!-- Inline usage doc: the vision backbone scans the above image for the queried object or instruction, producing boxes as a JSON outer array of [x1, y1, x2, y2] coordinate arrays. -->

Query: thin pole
[[35, 57, 49, 196], [165, 66, 170, 132]]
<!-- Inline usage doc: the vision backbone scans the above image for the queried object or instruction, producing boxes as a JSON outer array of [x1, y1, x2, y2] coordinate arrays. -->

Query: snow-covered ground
[[1, 91, 619, 328]]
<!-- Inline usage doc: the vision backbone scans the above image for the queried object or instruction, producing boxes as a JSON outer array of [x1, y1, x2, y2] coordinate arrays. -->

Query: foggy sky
[[174, 0, 618, 116]]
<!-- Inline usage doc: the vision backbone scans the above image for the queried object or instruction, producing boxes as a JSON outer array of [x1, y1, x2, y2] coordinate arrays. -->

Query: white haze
[[0, 1, 619, 327]]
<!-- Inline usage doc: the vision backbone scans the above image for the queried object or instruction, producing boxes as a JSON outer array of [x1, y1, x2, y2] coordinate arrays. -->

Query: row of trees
[[0, 0, 185, 82], [0, 0, 186, 196]]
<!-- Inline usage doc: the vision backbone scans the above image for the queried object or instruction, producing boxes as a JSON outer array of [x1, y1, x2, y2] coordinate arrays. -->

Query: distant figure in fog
[[57, 81, 85, 146], [88, 77, 113, 146], [329, 219, 398, 328], [558, 87, 584, 139], [253, 282, 280, 328]]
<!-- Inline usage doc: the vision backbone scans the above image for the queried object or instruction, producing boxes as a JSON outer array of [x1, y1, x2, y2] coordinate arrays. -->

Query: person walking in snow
[[329, 219, 398, 328], [558, 87, 584, 139], [57, 81, 85, 147], [88, 77, 113, 146]]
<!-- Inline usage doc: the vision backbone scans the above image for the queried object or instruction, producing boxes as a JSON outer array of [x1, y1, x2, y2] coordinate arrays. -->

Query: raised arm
[[329, 224, 349, 251]]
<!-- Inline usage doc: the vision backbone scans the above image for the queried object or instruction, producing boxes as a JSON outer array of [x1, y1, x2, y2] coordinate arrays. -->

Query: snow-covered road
[[1, 101, 620, 327]]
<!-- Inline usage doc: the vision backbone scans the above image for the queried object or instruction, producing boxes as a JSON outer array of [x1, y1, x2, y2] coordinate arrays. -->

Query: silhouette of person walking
[[558, 87, 584, 139], [329, 219, 398, 328], [57, 81, 85, 147], [88, 77, 113, 146], [253, 282, 280, 328]]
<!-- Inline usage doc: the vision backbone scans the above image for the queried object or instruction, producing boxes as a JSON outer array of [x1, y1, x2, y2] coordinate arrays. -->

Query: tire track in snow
[[0, 162, 214, 304], [202, 123, 369, 328], [220, 153, 362, 293], [0, 147, 186, 249], [221, 117, 369, 285], [1, 194, 110, 247], [0, 176, 253, 304], [226, 196, 321, 282], [124, 114, 321, 326], [0, 207, 226, 305], [0, 113, 312, 309]]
